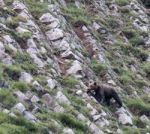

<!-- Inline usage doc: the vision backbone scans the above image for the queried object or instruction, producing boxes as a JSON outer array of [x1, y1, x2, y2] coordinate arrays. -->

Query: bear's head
[[87, 81, 98, 95]]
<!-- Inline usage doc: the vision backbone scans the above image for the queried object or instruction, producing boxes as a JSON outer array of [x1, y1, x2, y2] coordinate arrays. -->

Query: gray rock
[[31, 95, 40, 103], [89, 123, 104, 134], [67, 60, 82, 75], [42, 93, 57, 108], [16, 27, 30, 34], [33, 81, 44, 92], [30, 54, 45, 68], [40, 13, 58, 24], [96, 118, 110, 127], [46, 28, 64, 41], [47, 78, 57, 89], [13, 1, 26, 11], [63, 128, 75, 134], [14, 91, 28, 101], [77, 113, 86, 121], [56, 91, 71, 105], [0, 0, 4, 6], [24, 111, 37, 122], [116, 108, 133, 125], [140, 115, 150, 124], [13, 103, 26, 114], [19, 72, 33, 83], [3, 109, 10, 114], [76, 90, 83, 95]]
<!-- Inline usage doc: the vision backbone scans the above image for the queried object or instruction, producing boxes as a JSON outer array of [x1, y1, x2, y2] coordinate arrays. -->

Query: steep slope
[[0, 0, 150, 134]]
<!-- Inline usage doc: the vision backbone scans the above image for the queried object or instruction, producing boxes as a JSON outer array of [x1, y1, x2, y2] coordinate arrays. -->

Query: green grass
[[91, 59, 108, 77], [0, 112, 49, 134], [126, 98, 150, 116], [116, 0, 130, 6], [26, 0, 49, 19], [52, 112, 90, 133], [12, 82, 29, 92], [3, 65, 22, 80], [0, 88, 16, 108], [62, 5, 91, 26], [141, 62, 150, 77], [13, 52, 37, 74], [60, 75, 79, 88]]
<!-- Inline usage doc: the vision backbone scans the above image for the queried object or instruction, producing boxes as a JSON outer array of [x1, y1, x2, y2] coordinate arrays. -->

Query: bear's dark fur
[[87, 82, 122, 108]]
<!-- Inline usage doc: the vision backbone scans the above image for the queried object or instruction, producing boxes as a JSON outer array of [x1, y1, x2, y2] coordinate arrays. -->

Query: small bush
[[118, 70, 134, 85], [0, 112, 49, 134], [91, 59, 108, 77], [62, 5, 91, 26], [122, 127, 141, 134], [12, 82, 29, 92], [13, 52, 37, 74], [3, 65, 22, 80], [61, 75, 79, 87], [0, 88, 16, 108], [52, 112, 89, 132], [116, 0, 130, 6], [26, 0, 48, 19], [141, 62, 150, 76], [126, 98, 150, 116]]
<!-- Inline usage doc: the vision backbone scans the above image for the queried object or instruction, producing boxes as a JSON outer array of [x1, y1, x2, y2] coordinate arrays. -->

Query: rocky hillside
[[0, 0, 150, 133]]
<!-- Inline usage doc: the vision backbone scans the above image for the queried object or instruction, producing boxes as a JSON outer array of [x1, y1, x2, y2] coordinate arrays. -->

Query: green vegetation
[[13, 52, 37, 74], [91, 59, 108, 77], [118, 69, 134, 85], [62, 5, 91, 26], [141, 62, 150, 77], [61, 75, 79, 87], [64, 89, 91, 117], [122, 28, 145, 46], [52, 112, 90, 133], [12, 82, 29, 92], [0, 88, 16, 108], [126, 98, 150, 116], [0, 112, 49, 134], [116, 0, 130, 6], [3, 65, 22, 80], [106, 16, 119, 29], [122, 126, 150, 134], [26, 0, 49, 19]]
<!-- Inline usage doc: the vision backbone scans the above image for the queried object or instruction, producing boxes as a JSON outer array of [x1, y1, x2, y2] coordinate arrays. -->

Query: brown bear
[[87, 81, 122, 108]]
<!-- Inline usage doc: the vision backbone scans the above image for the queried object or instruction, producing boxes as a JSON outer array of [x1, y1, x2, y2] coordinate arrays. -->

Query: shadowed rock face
[[141, 0, 150, 8]]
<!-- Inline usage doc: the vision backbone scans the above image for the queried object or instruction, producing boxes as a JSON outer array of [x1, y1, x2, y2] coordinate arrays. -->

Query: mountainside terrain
[[0, 0, 150, 134]]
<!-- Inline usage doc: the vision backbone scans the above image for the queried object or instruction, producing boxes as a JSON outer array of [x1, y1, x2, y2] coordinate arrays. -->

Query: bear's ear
[[94, 82, 97, 86]]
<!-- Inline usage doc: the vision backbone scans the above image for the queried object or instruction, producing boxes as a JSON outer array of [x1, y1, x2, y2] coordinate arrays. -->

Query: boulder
[[89, 123, 104, 134], [0, 0, 4, 6], [19, 72, 33, 83], [63, 128, 75, 134], [40, 13, 58, 24], [24, 111, 37, 122], [140, 115, 150, 124], [67, 60, 82, 75], [47, 78, 57, 89], [13, 1, 26, 11], [14, 91, 28, 101], [46, 28, 64, 41], [56, 91, 71, 105], [42, 93, 57, 108], [13, 103, 26, 114], [31, 95, 40, 103]]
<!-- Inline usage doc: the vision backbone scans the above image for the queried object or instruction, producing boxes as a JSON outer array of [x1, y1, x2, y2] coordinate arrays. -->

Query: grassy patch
[[3, 65, 22, 80], [62, 5, 91, 26], [26, 0, 49, 19], [0, 112, 49, 134], [0, 88, 16, 108], [126, 98, 150, 116], [52, 112, 90, 133], [91, 59, 108, 77], [116, 0, 130, 6], [60, 75, 79, 88], [12, 82, 29, 92]]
